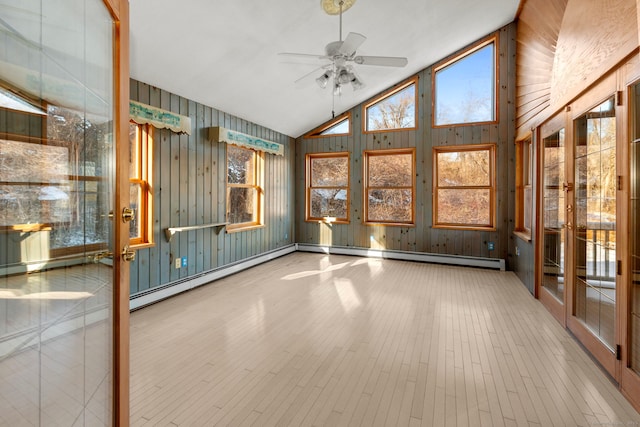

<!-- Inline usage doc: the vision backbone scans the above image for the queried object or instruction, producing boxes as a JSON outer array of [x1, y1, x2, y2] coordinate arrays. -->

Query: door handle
[[564, 222, 573, 230], [122, 245, 136, 262], [122, 207, 135, 223], [563, 182, 573, 192]]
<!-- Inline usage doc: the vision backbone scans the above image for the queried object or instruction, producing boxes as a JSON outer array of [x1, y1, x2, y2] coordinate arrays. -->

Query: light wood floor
[[130, 252, 640, 426]]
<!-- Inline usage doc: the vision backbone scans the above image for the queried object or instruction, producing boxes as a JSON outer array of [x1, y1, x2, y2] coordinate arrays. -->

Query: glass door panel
[[542, 129, 566, 303], [0, 0, 116, 425], [573, 97, 617, 350]]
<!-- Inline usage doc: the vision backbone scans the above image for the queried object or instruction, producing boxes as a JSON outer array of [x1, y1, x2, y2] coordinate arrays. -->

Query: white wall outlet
[[175, 258, 181, 269]]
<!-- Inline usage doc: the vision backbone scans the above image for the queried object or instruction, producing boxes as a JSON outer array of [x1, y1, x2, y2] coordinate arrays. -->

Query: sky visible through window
[[435, 43, 495, 126]]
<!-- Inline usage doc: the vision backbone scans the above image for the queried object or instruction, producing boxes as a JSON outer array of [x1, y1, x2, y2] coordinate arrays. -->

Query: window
[[433, 144, 496, 229], [363, 77, 417, 133], [433, 36, 497, 127], [305, 112, 351, 138], [306, 152, 350, 223], [515, 137, 533, 240], [129, 122, 154, 246], [226, 144, 263, 231], [364, 148, 415, 225]]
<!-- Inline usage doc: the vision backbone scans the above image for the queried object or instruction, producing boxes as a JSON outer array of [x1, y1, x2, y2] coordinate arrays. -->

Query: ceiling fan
[[279, 0, 408, 97]]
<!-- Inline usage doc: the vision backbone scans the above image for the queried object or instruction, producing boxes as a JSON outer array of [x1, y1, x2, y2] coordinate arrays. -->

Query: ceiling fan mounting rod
[[339, 0, 344, 41]]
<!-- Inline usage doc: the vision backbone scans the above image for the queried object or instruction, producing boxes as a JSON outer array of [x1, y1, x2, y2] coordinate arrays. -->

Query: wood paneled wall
[[129, 80, 295, 295], [516, 0, 639, 140], [295, 23, 517, 267]]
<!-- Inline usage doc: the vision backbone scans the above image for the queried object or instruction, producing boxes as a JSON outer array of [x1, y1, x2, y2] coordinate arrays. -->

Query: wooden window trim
[[362, 76, 419, 134], [129, 122, 154, 247], [305, 152, 350, 224], [432, 143, 496, 230], [225, 145, 264, 232], [432, 33, 499, 129], [304, 112, 352, 139], [363, 148, 416, 226], [515, 136, 533, 241]]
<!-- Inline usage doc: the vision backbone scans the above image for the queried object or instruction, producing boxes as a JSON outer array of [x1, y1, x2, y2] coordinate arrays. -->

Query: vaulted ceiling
[[129, 0, 520, 138]]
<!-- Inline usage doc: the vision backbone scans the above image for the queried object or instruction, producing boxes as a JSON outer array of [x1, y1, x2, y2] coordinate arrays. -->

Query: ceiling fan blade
[[278, 52, 329, 62], [338, 32, 366, 56], [354, 55, 408, 67]]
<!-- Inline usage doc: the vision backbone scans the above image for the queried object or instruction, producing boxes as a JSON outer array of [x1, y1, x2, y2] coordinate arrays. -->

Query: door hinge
[[617, 175, 622, 191], [616, 344, 622, 360], [617, 260, 622, 275], [616, 90, 624, 106]]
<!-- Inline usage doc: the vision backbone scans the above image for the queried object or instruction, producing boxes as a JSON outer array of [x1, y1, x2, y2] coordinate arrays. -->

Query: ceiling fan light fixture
[[321, 0, 356, 15], [350, 75, 364, 91], [316, 71, 333, 89], [337, 68, 352, 85]]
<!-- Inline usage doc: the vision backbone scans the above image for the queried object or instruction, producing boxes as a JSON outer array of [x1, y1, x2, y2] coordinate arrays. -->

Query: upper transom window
[[363, 77, 418, 133], [305, 112, 351, 138], [433, 36, 497, 127]]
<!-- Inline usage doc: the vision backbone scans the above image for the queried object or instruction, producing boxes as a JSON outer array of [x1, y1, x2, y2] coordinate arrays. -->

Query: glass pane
[[227, 187, 257, 224], [310, 189, 348, 219], [524, 186, 532, 231], [435, 42, 495, 126], [311, 156, 348, 187], [320, 117, 349, 135], [368, 153, 413, 187], [436, 189, 491, 225], [0, 0, 115, 424], [574, 97, 616, 350], [129, 182, 143, 239], [366, 84, 416, 131], [437, 149, 490, 186], [367, 189, 412, 222], [542, 129, 565, 302], [227, 145, 255, 185], [129, 123, 140, 178]]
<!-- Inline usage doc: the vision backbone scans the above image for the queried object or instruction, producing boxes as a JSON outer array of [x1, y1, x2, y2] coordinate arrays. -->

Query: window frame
[[305, 152, 350, 224], [304, 112, 351, 138], [128, 122, 154, 247], [432, 143, 496, 230], [363, 147, 416, 226], [362, 76, 419, 134], [515, 136, 533, 241], [432, 34, 499, 128], [225, 144, 264, 232]]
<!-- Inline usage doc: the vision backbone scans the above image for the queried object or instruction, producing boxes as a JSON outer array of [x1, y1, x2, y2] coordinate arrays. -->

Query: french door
[[0, 0, 130, 424], [538, 75, 640, 406]]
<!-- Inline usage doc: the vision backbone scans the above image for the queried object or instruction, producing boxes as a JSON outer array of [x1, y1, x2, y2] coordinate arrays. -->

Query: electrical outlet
[[181, 257, 187, 267], [487, 241, 495, 251], [175, 258, 181, 269]]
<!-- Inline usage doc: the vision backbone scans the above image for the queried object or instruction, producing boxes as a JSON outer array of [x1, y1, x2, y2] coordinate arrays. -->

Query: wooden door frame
[[103, 0, 130, 425]]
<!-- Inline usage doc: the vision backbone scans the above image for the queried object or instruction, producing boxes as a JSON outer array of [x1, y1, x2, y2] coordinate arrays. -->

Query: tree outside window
[[364, 78, 418, 133], [433, 144, 496, 229], [364, 148, 415, 225], [306, 152, 350, 223], [226, 144, 263, 230]]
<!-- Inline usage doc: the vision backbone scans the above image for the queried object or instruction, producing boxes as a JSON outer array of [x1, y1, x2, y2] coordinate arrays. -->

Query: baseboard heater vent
[[295, 244, 506, 271]]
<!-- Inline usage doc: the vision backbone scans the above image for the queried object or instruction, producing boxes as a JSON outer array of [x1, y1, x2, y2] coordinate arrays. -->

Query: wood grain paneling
[[516, 0, 639, 139], [129, 80, 295, 295], [296, 24, 516, 267]]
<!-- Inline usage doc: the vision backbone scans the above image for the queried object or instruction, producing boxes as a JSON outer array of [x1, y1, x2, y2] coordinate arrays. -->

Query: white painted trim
[[295, 244, 506, 271], [129, 244, 297, 310]]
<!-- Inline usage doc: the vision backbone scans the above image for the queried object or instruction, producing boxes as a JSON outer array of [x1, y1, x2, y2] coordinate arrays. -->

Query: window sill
[[432, 224, 496, 231], [364, 221, 415, 227], [305, 218, 350, 225], [513, 230, 532, 243]]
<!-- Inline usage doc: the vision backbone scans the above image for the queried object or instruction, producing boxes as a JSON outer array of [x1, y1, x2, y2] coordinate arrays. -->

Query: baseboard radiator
[[130, 243, 505, 310]]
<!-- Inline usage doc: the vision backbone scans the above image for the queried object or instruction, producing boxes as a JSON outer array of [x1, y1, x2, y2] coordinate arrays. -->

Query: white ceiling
[[129, 0, 520, 138]]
